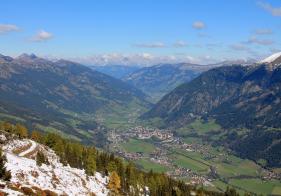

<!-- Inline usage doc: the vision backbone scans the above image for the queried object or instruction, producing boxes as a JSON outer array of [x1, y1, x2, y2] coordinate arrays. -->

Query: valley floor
[[107, 125, 281, 195]]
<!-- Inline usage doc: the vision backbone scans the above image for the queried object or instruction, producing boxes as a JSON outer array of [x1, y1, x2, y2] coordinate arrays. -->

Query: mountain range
[[123, 63, 211, 102], [1, 51, 281, 168], [0, 53, 150, 145], [143, 52, 281, 167], [122, 61, 253, 102]]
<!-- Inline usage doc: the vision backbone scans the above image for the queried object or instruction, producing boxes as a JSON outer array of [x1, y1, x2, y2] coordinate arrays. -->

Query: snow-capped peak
[[260, 52, 281, 63]]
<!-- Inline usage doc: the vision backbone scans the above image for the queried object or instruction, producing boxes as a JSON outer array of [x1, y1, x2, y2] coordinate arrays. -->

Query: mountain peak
[[15, 53, 54, 67], [17, 53, 38, 60], [0, 54, 13, 63], [260, 52, 281, 64]]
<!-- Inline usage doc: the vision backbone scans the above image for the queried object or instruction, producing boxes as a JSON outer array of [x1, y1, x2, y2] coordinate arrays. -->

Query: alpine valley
[[2, 1, 281, 195], [0, 52, 281, 195]]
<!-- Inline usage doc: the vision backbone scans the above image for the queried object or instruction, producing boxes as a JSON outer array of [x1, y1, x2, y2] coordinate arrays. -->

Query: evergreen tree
[[107, 161, 117, 173], [53, 138, 66, 163], [44, 133, 58, 148], [36, 151, 48, 166], [84, 147, 96, 175], [127, 162, 138, 185], [0, 149, 11, 181]]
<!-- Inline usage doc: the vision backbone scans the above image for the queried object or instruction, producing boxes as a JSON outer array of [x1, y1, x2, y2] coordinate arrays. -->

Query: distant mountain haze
[[123, 63, 211, 102], [90, 65, 140, 79], [121, 61, 256, 102]]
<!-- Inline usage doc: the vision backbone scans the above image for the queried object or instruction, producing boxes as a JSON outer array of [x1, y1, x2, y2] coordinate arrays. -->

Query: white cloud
[[173, 40, 188, 48], [247, 36, 273, 45], [133, 42, 166, 48], [258, 1, 281, 16], [192, 21, 205, 30], [254, 28, 273, 35], [68, 53, 220, 66], [31, 30, 53, 42], [0, 24, 19, 34], [230, 43, 250, 51]]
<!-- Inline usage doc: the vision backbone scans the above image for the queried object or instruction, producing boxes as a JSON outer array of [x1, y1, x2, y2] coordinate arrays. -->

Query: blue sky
[[0, 0, 280, 65]]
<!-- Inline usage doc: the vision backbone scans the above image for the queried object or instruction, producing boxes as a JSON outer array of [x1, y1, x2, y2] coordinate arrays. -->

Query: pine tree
[[44, 133, 59, 148], [108, 171, 121, 195], [125, 162, 137, 187], [84, 147, 96, 176], [0, 149, 11, 181], [36, 151, 48, 166], [107, 161, 117, 173]]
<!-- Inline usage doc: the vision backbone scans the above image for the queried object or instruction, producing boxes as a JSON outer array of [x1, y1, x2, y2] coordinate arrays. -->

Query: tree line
[[0, 121, 243, 196]]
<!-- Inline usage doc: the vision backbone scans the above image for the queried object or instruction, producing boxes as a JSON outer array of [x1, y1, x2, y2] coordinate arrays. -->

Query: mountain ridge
[[142, 57, 281, 167], [123, 63, 209, 102], [0, 53, 150, 145]]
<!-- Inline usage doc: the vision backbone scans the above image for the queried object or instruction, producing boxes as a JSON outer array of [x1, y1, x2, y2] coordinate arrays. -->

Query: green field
[[215, 161, 259, 178], [167, 146, 281, 195], [169, 153, 209, 172], [137, 159, 170, 173], [121, 138, 155, 154], [120, 136, 281, 195], [272, 186, 281, 195], [229, 178, 281, 195]]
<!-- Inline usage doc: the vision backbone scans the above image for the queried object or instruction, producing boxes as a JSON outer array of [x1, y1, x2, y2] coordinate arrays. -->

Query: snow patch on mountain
[[0, 180, 24, 196], [2, 139, 109, 196], [260, 52, 281, 63], [18, 140, 37, 157]]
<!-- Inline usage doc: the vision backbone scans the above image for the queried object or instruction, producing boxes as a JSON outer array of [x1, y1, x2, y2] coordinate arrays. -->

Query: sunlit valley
[[0, 1, 281, 195]]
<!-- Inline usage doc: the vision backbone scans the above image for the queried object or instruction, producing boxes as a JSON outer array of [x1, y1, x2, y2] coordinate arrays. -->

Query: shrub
[[21, 186, 35, 196], [43, 189, 58, 196]]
